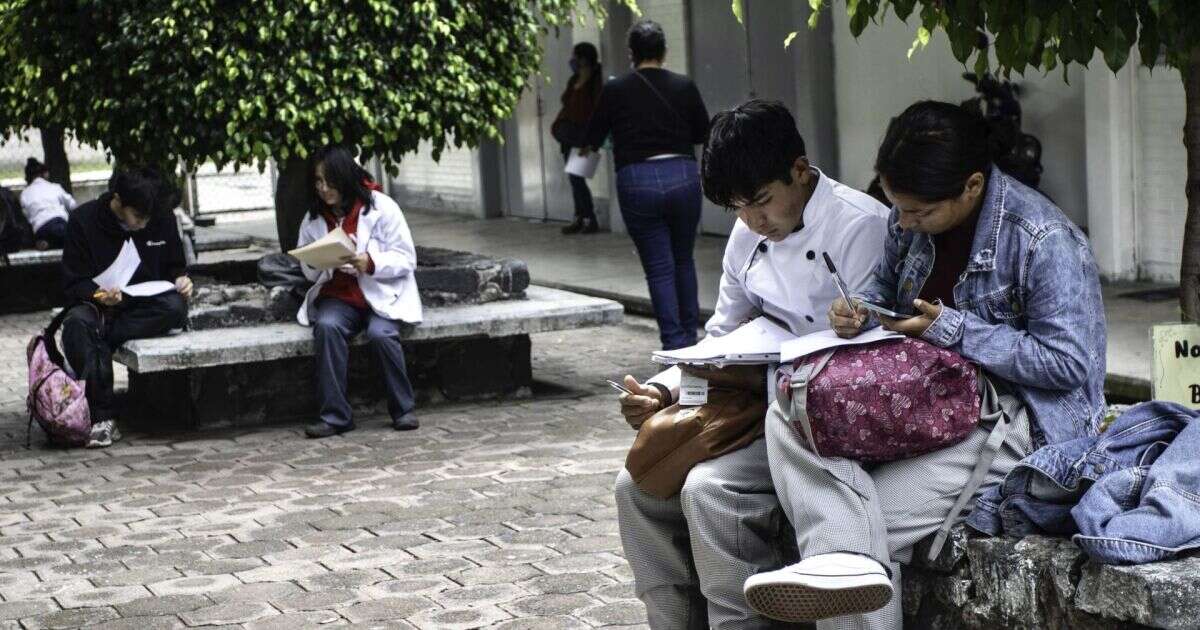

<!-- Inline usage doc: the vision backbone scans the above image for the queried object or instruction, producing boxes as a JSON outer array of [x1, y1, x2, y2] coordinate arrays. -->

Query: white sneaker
[[86, 420, 117, 449], [744, 553, 893, 622]]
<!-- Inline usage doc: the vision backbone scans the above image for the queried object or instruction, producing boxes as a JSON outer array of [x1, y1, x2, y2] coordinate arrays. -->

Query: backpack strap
[[41, 305, 84, 372], [925, 374, 1012, 562], [786, 350, 835, 458]]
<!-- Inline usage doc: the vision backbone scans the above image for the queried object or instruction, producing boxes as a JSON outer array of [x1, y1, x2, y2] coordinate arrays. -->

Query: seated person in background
[[20, 157, 77, 250], [614, 99, 889, 630], [744, 100, 1107, 629], [295, 146, 421, 439], [61, 167, 191, 448]]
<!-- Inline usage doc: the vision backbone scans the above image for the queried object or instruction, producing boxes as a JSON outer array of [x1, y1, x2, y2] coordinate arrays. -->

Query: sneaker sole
[[744, 578, 892, 622]]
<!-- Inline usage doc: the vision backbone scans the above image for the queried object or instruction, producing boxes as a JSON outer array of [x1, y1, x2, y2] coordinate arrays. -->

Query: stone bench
[[113, 285, 622, 430], [903, 525, 1198, 629]]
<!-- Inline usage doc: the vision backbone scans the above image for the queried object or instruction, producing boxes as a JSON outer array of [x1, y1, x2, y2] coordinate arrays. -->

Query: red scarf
[[318, 180, 383, 310]]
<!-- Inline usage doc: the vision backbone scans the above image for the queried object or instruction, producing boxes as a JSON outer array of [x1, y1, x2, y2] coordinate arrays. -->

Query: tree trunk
[[274, 157, 312, 252], [39, 126, 72, 194]]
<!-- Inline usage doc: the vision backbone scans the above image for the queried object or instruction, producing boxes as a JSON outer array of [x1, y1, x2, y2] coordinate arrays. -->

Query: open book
[[651, 317, 904, 368], [652, 317, 794, 367], [92, 239, 176, 297], [289, 227, 356, 270]]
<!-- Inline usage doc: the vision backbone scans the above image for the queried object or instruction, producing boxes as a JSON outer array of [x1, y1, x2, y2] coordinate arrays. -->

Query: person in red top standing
[[294, 146, 422, 439], [552, 42, 603, 234]]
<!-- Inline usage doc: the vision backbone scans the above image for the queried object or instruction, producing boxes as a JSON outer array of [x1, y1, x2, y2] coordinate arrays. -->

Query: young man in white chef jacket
[[612, 99, 890, 630]]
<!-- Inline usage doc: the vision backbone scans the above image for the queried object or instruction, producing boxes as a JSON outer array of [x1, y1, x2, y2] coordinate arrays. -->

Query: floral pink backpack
[[780, 337, 981, 462], [26, 308, 91, 447]]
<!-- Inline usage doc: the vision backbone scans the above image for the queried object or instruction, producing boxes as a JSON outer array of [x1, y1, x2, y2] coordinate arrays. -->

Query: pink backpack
[[781, 337, 980, 462], [26, 309, 92, 447]]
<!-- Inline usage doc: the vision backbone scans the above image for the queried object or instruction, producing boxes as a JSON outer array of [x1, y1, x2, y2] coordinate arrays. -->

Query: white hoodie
[[20, 177, 76, 233], [295, 190, 422, 326]]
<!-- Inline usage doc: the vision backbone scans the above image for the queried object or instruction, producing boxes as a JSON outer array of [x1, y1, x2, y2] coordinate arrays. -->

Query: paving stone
[[382, 557, 476, 579], [438, 583, 529, 609], [0, 599, 57, 622], [535, 552, 624, 575], [115, 594, 213, 617], [180, 601, 278, 626], [362, 576, 456, 598], [300, 568, 391, 591], [504, 593, 599, 617], [243, 610, 341, 630], [92, 567, 183, 587], [90, 615, 184, 630], [55, 585, 152, 608], [408, 604, 512, 629], [519, 572, 615, 595], [20, 606, 119, 629], [578, 600, 647, 626], [178, 558, 265, 576], [455, 564, 543, 586], [339, 596, 438, 622], [147, 574, 242, 597], [236, 561, 328, 583], [269, 588, 360, 612], [209, 581, 304, 603], [489, 616, 592, 630], [210, 539, 293, 559]]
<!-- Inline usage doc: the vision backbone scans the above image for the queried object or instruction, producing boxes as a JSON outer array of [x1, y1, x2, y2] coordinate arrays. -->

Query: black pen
[[822, 252, 853, 308]]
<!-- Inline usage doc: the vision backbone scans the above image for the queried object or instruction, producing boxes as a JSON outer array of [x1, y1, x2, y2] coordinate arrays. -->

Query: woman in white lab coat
[[294, 146, 422, 439]]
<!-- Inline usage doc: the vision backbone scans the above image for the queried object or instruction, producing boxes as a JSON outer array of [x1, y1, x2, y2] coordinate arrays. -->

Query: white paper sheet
[[652, 317, 795, 366], [779, 327, 903, 363], [288, 227, 357, 270], [123, 281, 176, 297], [565, 149, 601, 179], [93, 239, 141, 292]]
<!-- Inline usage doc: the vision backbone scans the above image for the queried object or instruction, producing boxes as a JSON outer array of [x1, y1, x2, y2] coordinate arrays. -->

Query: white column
[[1084, 62, 1138, 281]]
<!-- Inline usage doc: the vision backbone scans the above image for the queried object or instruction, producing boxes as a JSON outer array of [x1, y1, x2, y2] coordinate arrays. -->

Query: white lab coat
[[650, 169, 889, 393], [20, 177, 76, 233], [295, 190, 422, 326]]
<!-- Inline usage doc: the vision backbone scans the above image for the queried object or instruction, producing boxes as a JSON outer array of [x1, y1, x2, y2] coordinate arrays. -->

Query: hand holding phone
[[856, 300, 905, 320]]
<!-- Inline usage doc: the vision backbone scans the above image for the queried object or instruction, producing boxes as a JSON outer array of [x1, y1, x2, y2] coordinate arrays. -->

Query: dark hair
[[572, 42, 603, 92], [110, 167, 180, 219], [628, 20, 666, 64], [702, 99, 808, 209], [24, 158, 47, 184], [874, 100, 990, 202], [309, 145, 375, 218]]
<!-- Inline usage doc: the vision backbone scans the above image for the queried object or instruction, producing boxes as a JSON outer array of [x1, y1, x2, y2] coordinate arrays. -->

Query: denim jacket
[[967, 401, 1200, 565], [860, 169, 1107, 446]]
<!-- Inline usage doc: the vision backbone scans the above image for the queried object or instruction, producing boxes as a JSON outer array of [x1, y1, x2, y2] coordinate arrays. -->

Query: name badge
[[679, 373, 708, 407]]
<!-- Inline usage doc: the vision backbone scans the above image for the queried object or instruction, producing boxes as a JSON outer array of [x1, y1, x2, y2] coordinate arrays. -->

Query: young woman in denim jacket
[[743, 101, 1107, 629]]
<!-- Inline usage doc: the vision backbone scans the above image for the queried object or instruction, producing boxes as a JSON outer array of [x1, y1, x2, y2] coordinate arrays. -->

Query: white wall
[[831, 11, 1089, 227], [389, 141, 483, 217], [1133, 65, 1187, 282]]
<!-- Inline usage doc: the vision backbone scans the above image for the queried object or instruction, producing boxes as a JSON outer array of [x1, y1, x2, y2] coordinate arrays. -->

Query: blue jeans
[[313, 298, 415, 427], [617, 158, 702, 350], [35, 217, 67, 248]]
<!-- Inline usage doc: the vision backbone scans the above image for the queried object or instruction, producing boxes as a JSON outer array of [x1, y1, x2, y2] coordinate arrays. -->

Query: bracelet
[[647, 382, 673, 406]]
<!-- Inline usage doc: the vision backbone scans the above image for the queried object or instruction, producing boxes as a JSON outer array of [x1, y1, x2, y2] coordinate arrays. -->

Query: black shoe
[[304, 421, 355, 439], [561, 218, 585, 235], [580, 217, 599, 234], [392, 412, 419, 431]]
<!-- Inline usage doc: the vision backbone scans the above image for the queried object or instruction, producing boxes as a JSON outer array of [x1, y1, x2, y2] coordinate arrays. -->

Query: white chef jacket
[[650, 168, 889, 396]]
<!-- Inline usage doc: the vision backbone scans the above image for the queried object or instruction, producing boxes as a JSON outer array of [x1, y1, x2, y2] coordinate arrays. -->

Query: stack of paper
[[652, 317, 794, 367], [289, 227, 356, 270], [779, 327, 902, 363], [565, 149, 601, 179], [92, 239, 176, 297]]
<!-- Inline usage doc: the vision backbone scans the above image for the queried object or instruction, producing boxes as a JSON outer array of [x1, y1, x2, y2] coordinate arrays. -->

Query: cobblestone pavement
[[0, 307, 665, 629]]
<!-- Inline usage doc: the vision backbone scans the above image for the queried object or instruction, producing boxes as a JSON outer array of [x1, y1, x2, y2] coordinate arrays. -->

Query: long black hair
[[24, 158, 47, 184], [874, 100, 991, 202], [309, 145, 376, 218], [572, 42, 602, 93]]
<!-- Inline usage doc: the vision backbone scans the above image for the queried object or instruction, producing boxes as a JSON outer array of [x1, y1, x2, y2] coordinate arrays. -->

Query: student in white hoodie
[[295, 146, 422, 439], [20, 158, 76, 249], [612, 100, 889, 630]]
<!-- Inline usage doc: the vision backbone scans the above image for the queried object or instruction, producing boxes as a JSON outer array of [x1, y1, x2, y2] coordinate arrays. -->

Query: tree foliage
[[0, 0, 615, 172]]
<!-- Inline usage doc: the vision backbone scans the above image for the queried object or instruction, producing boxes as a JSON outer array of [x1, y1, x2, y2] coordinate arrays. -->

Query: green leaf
[[784, 31, 799, 49], [732, 0, 744, 25]]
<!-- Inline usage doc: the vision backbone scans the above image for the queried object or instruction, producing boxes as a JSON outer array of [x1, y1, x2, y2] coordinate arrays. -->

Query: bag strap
[[786, 350, 836, 457], [632, 70, 690, 135], [925, 374, 1012, 562]]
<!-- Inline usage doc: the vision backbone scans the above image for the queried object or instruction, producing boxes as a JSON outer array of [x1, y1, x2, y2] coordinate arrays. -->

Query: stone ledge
[[115, 285, 623, 373], [905, 529, 1197, 629]]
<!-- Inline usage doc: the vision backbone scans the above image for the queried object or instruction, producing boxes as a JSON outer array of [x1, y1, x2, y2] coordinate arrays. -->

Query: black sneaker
[[304, 422, 355, 439], [580, 217, 599, 234], [561, 218, 585, 235], [392, 412, 419, 431]]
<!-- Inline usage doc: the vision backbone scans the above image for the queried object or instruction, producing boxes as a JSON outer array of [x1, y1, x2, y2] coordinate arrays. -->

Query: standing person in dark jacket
[[582, 19, 710, 350], [553, 42, 603, 235], [60, 167, 190, 448]]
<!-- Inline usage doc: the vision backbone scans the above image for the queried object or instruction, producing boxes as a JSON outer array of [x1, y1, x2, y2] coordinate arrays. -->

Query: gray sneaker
[[86, 420, 115, 448]]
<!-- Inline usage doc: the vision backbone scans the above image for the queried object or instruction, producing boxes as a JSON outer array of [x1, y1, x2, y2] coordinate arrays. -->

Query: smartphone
[[606, 379, 633, 395], [857, 300, 906, 319]]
